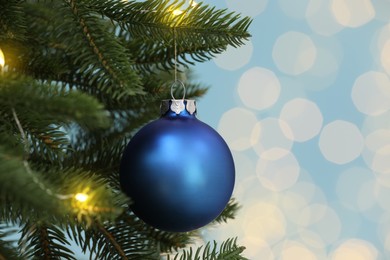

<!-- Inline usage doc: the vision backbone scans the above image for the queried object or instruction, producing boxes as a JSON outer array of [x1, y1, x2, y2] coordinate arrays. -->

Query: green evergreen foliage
[[0, 224, 22, 260], [167, 238, 247, 260], [0, 0, 251, 258]]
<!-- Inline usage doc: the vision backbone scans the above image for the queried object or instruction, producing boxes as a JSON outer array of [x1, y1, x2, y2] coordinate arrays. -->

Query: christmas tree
[[0, 0, 251, 259]]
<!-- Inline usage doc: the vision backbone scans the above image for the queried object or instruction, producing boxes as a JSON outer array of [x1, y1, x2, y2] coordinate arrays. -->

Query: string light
[[172, 9, 184, 16], [0, 48, 5, 73], [13, 106, 113, 223], [0, 49, 4, 67], [12, 108, 76, 201], [7, 51, 117, 223], [74, 193, 89, 202], [172, 0, 198, 16], [190, 0, 198, 7]]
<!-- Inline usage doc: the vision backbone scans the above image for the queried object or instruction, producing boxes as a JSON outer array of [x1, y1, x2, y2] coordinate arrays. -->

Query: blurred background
[[194, 0, 390, 259]]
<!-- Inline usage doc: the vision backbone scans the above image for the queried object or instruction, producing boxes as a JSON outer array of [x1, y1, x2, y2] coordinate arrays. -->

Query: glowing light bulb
[[172, 9, 184, 16], [190, 0, 198, 7], [75, 193, 89, 202], [0, 48, 5, 69]]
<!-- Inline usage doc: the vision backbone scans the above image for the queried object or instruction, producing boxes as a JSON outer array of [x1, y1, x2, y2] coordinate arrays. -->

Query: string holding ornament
[[169, 28, 188, 114], [170, 27, 186, 101]]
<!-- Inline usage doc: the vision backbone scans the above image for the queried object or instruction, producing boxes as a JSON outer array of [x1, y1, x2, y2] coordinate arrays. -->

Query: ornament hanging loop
[[170, 79, 186, 100], [171, 27, 186, 101]]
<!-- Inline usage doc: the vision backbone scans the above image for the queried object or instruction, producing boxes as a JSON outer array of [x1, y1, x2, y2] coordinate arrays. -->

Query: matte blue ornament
[[120, 99, 235, 232]]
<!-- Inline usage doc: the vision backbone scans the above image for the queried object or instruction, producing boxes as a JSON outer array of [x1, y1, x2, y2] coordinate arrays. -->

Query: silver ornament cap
[[160, 99, 197, 116]]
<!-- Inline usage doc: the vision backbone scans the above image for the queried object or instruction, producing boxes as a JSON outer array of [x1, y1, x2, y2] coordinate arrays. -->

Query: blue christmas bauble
[[120, 99, 235, 232]]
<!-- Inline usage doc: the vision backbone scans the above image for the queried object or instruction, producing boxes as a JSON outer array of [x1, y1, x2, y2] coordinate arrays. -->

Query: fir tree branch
[[0, 72, 109, 129], [95, 221, 128, 260], [212, 198, 240, 224], [127, 39, 225, 72], [82, 0, 251, 71], [84, 0, 251, 44], [68, 0, 124, 89], [19, 1, 143, 98], [166, 238, 247, 260], [38, 226, 52, 260], [0, 0, 27, 72], [0, 0, 27, 42], [63, 0, 143, 97], [27, 125, 69, 165], [0, 241, 20, 260], [63, 138, 126, 186], [78, 217, 159, 260], [0, 99, 69, 172], [19, 222, 77, 260], [0, 145, 69, 222], [120, 209, 195, 253], [215, 238, 247, 260], [0, 0, 26, 47], [0, 223, 22, 260]]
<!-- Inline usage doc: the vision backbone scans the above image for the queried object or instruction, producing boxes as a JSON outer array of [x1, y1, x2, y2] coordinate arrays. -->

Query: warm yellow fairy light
[[190, 0, 198, 7], [74, 193, 89, 202], [0, 48, 5, 69], [172, 9, 184, 16]]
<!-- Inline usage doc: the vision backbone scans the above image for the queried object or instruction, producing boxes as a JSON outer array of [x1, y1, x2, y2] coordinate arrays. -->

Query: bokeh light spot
[[331, 0, 375, 28], [299, 204, 341, 245], [371, 24, 390, 73], [277, 0, 310, 20], [256, 150, 300, 192], [251, 118, 294, 160], [371, 0, 390, 21], [272, 31, 317, 75], [280, 241, 317, 260], [225, 0, 268, 17], [280, 181, 327, 227], [280, 98, 323, 142], [319, 120, 364, 164], [374, 182, 390, 211], [218, 107, 258, 151], [214, 40, 253, 71], [309, 47, 341, 77], [230, 152, 256, 183], [243, 202, 286, 244], [336, 167, 375, 211], [372, 144, 390, 174], [381, 40, 390, 75], [351, 71, 390, 116], [299, 229, 327, 249], [306, 0, 344, 35], [238, 67, 281, 110], [330, 239, 379, 260], [356, 180, 377, 211], [241, 237, 274, 260], [362, 129, 390, 187]]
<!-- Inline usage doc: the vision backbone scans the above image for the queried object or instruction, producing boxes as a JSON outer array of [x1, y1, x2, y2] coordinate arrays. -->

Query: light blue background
[[195, 0, 390, 259]]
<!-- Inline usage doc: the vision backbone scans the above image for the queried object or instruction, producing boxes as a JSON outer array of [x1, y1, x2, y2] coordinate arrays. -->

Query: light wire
[[12, 108, 73, 200]]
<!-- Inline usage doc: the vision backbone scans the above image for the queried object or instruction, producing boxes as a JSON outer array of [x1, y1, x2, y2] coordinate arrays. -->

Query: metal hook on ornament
[[169, 80, 187, 114], [170, 79, 186, 101]]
